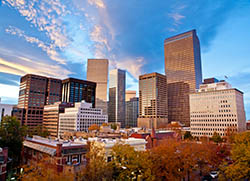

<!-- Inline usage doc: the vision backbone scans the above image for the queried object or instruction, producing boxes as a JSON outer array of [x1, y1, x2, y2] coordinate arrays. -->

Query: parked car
[[210, 170, 219, 178]]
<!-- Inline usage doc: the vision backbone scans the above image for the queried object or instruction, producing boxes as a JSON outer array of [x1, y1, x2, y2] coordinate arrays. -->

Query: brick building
[[23, 136, 88, 174]]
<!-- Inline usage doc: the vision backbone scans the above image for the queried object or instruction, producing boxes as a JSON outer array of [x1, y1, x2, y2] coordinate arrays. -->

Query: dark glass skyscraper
[[108, 69, 126, 128], [17, 74, 62, 129], [164, 30, 202, 126], [62, 78, 96, 107]]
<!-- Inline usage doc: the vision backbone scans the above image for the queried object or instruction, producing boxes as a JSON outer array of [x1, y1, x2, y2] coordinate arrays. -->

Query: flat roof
[[26, 136, 86, 148]]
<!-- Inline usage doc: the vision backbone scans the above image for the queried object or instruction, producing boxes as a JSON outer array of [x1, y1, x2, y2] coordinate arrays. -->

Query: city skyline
[[0, 0, 250, 119]]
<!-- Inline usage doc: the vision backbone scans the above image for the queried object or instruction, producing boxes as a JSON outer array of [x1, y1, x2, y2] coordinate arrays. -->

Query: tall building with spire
[[108, 69, 126, 128], [87, 59, 109, 114], [164, 30, 202, 126]]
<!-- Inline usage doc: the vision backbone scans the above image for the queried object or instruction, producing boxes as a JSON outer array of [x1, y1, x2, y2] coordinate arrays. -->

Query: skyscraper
[[61, 78, 96, 106], [164, 29, 202, 126], [137, 72, 168, 129], [125, 90, 137, 101], [17, 74, 62, 128], [108, 69, 126, 127], [125, 97, 139, 128], [87, 59, 109, 114]]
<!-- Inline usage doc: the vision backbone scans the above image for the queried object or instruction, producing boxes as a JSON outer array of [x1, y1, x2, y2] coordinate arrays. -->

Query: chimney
[[56, 143, 62, 157]]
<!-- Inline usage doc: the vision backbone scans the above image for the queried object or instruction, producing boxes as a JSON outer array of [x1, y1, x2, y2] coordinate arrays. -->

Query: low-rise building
[[246, 120, 250, 130], [22, 136, 88, 174], [0, 147, 8, 181], [58, 101, 108, 137], [130, 129, 176, 149], [190, 80, 246, 138], [75, 137, 147, 161]]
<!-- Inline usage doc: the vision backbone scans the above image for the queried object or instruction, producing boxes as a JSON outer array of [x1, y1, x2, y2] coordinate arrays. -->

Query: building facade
[[17, 74, 62, 129], [87, 59, 109, 115], [43, 102, 74, 138], [58, 101, 108, 137], [164, 30, 202, 126], [62, 78, 96, 107], [138, 72, 168, 129], [0, 147, 8, 180], [125, 90, 137, 101], [0, 98, 14, 122], [190, 80, 246, 138], [125, 97, 139, 128], [108, 69, 126, 128], [23, 136, 88, 174]]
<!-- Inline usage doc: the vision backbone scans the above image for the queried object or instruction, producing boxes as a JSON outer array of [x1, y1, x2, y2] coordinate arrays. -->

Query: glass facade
[[108, 69, 126, 128], [164, 30, 202, 126], [138, 73, 168, 128], [17, 74, 62, 129], [62, 78, 96, 107]]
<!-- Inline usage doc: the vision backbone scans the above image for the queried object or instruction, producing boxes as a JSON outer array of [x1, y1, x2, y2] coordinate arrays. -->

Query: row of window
[[191, 114, 236, 118], [191, 123, 237, 127], [191, 119, 237, 122], [191, 127, 237, 132]]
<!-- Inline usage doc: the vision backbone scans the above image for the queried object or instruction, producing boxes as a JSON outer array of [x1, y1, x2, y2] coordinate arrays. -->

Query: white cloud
[[110, 57, 145, 79], [87, 0, 105, 8], [0, 83, 19, 99], [0, 55, 71, 79], [169, 13, 185, 24], [3, 0, 70, 51], [5, 26, 66, 64]]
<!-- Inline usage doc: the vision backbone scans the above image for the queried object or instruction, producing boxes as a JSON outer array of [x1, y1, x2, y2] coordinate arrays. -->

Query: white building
[[58, 101, 108, 137], [75, 137, 147, 161], [190, 80, 246, 138], [0, 98, 15, 122]]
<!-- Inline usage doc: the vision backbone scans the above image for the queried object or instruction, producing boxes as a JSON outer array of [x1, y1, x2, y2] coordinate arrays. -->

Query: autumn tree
[[149, 139, 184, 180], [88, 124, 100, 132], [219, 132, 250, 180], [78, 142, 113, 181], [20, 160, 74, 181], [0, 116, 27, 166], [110, 144, 153, 181], [211, 132, 223, 143]]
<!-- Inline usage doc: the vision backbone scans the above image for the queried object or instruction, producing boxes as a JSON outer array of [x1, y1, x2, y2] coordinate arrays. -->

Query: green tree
[[184, 131, 193, 140], [211, 132, 223, 143], [28, 125, 50, 137], [219, 132, 250, 180], [0, 116, 27, 166]]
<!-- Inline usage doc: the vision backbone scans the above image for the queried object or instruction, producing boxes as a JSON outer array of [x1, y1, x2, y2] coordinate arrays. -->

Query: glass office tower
[[164, 29, 202, 126], [108, 69, 126, 128]]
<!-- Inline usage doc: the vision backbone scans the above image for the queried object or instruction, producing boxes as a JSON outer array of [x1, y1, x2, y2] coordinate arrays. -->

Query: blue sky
[[0, 0, 250, 119]]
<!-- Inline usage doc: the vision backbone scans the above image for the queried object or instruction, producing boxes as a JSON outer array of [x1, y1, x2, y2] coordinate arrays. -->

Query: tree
[[184, 131, 193, 140], [0, 116, 27, 166], [219, 132, 250, 180], [79, 142, 113, 181], [20, 160, 74, 181], [111, 144, 153, 181], [88, 124, 100, 132], [211, 132, 223, 143], [110, 123, 117, 130]]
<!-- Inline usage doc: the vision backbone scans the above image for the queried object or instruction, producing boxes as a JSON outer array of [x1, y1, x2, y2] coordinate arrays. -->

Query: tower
[[164, 30, 202, 126], [108, 69, 126, 128], [87, 59, 109, 114]]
